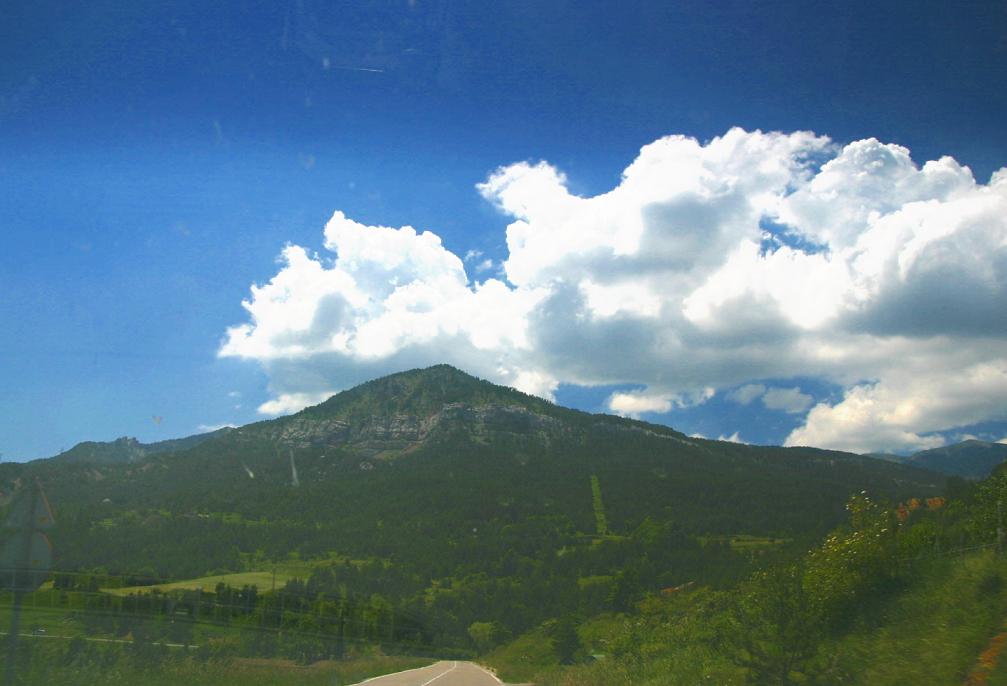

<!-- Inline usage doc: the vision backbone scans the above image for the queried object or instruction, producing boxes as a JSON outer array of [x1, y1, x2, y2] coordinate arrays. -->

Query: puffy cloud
[[607, 387, 714, 418], [728, 384, 767, 405], [221, 128, 1007, 452], [607, 391, 673, 417], [762, 387, 814, 414], [727, 383, 814, 415], [511, 369, 559, 400], [785, 358, 1007, 453], [258, 391, 336, 416], [462, 249, 497, 273], [776, 140, 978, 250], [197, 423, 237, 433], [220, 211, 548, 412], [480, 129, 831, 293]]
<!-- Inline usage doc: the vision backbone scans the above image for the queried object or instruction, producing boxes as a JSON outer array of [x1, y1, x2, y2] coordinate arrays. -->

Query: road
[[350, 660, 507, 686]]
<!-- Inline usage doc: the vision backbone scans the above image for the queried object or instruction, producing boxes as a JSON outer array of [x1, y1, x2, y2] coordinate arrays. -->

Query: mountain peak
[[229, 365, 575, 459], [296, 364, 549, 422]]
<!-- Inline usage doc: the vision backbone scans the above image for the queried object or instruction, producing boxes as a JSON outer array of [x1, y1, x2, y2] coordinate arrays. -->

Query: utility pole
[[289, 449, 299, 488], [1, 480, 54, 686], [998, 500, 1004, 555]]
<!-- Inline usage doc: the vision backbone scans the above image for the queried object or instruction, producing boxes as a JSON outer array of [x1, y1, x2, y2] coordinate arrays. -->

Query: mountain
[[905, 439, 1007, 479], [7, 365, 940, 567], [864, 452, 906, 464], [47, 428, 233, 465], [863, 439, 1007, 479], [0, 364, 951, 651]]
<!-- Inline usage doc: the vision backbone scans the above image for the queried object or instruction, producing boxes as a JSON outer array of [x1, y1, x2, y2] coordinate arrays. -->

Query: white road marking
[[354, 661, 443, 685], [418, 661, 458, 686], [348, 660, 502, 686]]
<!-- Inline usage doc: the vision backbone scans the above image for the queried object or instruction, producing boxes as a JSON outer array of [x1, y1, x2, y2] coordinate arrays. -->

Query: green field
[[697, 534, 790, 550], [102, 570, 298, 596]]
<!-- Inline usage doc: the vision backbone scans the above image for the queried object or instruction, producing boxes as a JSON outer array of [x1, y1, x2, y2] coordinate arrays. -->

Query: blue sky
[[2, 1, 1006, 460]]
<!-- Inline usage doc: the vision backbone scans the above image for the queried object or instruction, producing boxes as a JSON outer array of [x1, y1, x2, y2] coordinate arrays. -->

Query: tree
[[550, 616, 581, 665], [467, 621, 502, 653], [607, 567, 641, 612], [804, 492, 899, 628], [729, 564, 822, 685]]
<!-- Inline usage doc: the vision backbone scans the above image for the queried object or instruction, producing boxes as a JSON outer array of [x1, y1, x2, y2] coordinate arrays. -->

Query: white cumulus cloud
[[607, 391, 674, 417], [258, 392, 336, 416], [607, 387, 714, 418], [220, 128, 1007, 452], [718, 431, 745, 444], [762, 387, 815, 414], [786, 358, 1007, 453]]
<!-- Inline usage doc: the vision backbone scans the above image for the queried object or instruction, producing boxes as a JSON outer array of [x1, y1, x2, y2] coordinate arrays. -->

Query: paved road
[[351, 661, 505, 686]]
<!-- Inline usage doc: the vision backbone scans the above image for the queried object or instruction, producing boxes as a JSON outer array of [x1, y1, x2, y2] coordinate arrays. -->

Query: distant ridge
[[42, 365, 997, 482], [47, 427, 233, 465], [904, 439, 1007, 479]]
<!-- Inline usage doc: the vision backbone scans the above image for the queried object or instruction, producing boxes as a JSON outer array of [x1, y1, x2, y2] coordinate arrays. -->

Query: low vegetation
[[484, 473, 1007, 684]]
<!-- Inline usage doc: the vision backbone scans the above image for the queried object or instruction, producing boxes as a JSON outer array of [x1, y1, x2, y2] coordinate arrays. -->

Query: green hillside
[[0, 365, 952, 672], [488, 470, 1007, 685]]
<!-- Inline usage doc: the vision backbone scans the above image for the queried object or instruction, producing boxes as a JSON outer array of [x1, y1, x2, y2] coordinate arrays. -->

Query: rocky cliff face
[[43, 367, 699, 475], [215, 366, 708, 464], [247, 401, 568, 459]]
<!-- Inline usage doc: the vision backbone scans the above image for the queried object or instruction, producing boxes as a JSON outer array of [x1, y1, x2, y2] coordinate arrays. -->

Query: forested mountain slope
[[4, 366, 940, 569], [0, 365, 948, 650]]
